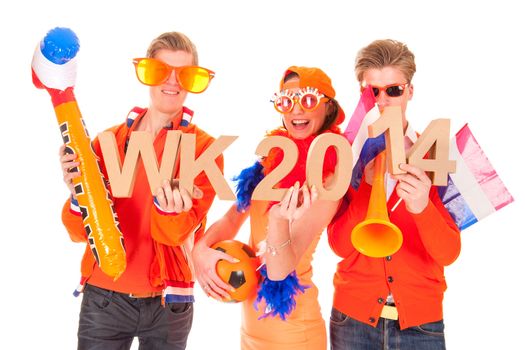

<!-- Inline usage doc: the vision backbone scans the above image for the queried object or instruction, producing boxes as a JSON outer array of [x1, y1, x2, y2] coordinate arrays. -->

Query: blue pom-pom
[[254, 265, 308, 320], [41, 27, 80, 64], [232, 161, 264, 212]]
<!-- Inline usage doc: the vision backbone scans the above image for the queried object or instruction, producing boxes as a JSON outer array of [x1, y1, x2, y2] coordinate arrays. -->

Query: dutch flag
[[439, 124, 514, 230]]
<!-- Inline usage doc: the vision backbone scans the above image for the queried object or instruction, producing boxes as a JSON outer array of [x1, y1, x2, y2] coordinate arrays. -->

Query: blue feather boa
[[232, 161, 265, 212], [254, 265, 308, 320]]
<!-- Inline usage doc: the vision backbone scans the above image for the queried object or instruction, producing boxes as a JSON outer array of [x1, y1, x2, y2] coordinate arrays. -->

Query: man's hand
[[392, 163, 431, 214], [155, 179, 203, 213], [59, 144, 80, 197]]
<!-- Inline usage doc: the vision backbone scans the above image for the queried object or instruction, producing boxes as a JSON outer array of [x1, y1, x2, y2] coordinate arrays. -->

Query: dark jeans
[[78, 284, 193, 350], [330, 307, 446, 350]]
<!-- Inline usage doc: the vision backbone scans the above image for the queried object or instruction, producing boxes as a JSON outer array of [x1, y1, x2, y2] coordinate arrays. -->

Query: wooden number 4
[[407, 119, 456, 186]]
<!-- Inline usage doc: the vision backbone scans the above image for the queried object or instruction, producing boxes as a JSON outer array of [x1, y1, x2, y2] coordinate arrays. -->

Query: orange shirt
[[327, 182, 460, 329], [62, 107, 221, 298]]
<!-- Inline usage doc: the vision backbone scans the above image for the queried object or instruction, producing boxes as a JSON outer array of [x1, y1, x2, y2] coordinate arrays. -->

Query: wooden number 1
[[368, 106, 406, 175]]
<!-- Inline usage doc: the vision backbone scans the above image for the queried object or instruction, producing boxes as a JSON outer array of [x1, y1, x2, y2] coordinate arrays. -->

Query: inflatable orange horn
[[351, 151, 402, 258], [32, 27, 126, 280]]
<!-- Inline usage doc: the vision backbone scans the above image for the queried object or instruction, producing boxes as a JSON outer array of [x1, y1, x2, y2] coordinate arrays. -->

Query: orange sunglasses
[[271, 87, 328, 113], [133, 58, 215, 94]]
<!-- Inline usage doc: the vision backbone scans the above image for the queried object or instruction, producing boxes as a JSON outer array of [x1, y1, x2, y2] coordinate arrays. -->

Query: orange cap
[[279, 66, 345, 125]]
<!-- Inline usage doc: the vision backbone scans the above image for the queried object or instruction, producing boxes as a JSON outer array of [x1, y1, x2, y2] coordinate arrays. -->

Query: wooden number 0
[[306, 133, 353, 200]]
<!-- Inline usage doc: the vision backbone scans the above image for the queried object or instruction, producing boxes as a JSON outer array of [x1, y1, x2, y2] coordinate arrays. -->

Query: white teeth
[[162, 90, 179, 95], [292, 119, 309, 125]]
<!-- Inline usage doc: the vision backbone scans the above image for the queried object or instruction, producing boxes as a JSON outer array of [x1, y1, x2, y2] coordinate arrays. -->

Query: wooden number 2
[[251, 136, 298, 201]]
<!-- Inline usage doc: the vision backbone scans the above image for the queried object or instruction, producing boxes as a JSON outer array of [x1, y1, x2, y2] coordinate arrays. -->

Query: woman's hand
[[270, 182, 319, 222], [192, 240, 238, 301]]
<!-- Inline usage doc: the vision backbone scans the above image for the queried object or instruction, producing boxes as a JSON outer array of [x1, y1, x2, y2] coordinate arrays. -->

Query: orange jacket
[[62, 107, 222, 302], [328, 180, 460, 329]]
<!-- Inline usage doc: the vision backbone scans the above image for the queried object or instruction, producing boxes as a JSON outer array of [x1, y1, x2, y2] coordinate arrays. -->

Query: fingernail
[[312, 185, 317, 192], [230, 287, 236, 292], [232, 258, 240, 263]]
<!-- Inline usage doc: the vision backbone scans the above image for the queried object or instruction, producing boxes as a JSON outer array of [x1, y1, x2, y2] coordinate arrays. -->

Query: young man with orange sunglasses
[[59, 31, 221, 350], [328, 39, 461, 349]]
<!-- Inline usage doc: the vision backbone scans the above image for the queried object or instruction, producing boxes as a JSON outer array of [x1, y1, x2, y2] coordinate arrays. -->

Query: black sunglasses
[[361, 83, 409, 98]]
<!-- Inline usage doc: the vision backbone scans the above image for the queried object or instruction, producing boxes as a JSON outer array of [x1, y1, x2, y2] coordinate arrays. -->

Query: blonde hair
[[146, 32, 198, 65], [355, 39, 416, 83]]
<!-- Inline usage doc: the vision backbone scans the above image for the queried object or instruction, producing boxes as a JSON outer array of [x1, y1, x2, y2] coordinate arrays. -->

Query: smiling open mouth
[[292, 119, 309, 126]]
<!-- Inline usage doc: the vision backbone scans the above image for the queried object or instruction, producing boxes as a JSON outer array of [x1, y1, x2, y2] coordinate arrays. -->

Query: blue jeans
[[330, 307, 446, 350], [78, 284, 193, 350]]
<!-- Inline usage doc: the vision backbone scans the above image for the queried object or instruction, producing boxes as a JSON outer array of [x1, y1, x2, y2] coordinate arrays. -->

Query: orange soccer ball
[[211, 240, 260, 302]]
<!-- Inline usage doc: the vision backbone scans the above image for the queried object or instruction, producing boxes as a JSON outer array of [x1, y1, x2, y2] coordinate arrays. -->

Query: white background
[[1, 0, 523, 349]]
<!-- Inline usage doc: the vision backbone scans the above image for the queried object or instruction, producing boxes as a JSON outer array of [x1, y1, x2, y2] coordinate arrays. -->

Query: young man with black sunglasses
[[327, 39, 461, 350]]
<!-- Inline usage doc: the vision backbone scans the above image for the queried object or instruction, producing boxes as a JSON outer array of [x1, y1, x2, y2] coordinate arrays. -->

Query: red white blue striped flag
[[438, 124, 514, 230]]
